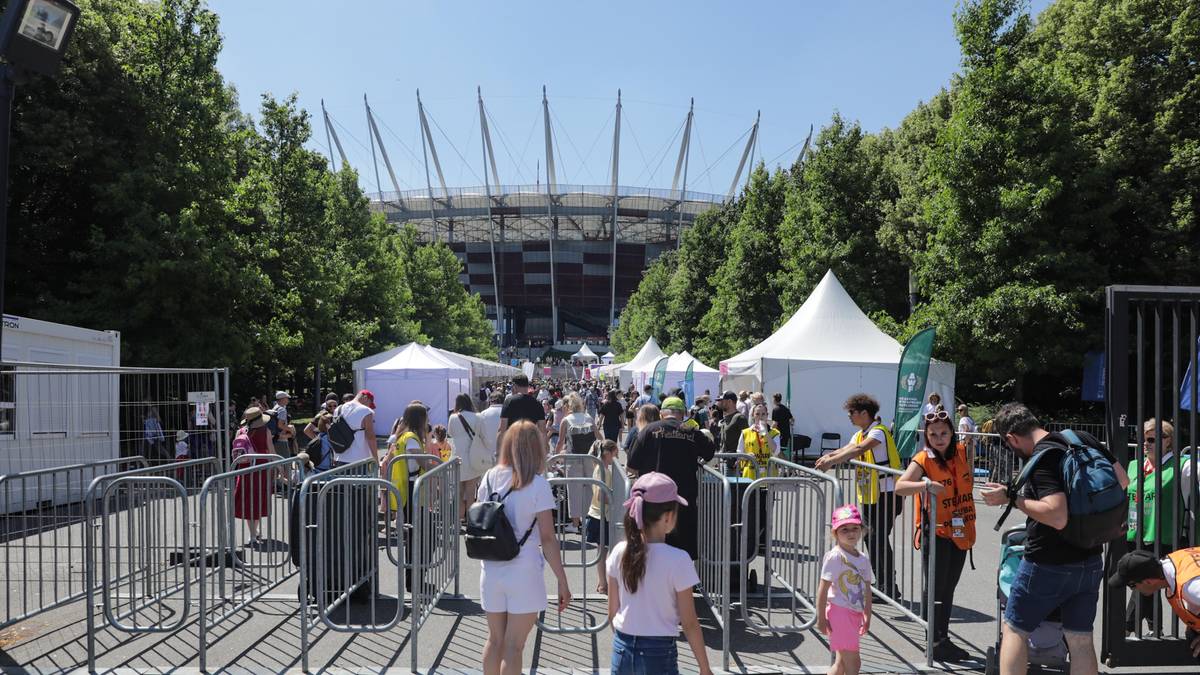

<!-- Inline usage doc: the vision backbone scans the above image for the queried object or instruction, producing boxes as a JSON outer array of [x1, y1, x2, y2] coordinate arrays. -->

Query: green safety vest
[[1126, 458, 1178, 545]]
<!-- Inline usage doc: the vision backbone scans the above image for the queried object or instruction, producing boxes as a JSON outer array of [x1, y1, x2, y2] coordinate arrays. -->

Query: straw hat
[[240, 406, 270, 429]]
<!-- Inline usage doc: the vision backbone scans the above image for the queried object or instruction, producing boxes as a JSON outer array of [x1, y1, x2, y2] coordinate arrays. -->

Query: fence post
[[924, 496, 936, 667]]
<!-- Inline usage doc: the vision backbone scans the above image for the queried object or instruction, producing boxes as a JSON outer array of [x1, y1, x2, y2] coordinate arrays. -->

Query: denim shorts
[[1004, 555, 1103, 635], [611, 630, 679, 675], [585, 516, 608, 545]]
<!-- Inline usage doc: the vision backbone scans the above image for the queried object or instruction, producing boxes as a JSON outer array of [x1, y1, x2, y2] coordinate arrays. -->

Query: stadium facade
[[326, 89, 762, 349]]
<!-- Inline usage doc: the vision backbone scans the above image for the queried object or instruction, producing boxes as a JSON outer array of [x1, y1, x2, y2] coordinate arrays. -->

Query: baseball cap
[[623, 472, 688, 529], [358, 389, 376, 409], [720, 390, 738, 402], [275, 390, 290, 400], [831, 504, 863, 531], [325, 392, 340, 402], [661, 396, 686, 412], [1108, 550, 1162, 588]]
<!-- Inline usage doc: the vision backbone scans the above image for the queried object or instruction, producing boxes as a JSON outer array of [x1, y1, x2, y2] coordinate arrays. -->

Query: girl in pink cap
[[816, 503, 873, 675], [606, 472, 713, 675]]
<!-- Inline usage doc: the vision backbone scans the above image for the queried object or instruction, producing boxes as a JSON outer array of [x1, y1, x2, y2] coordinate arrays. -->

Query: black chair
[[820, 433, 841, 456], [791, 434, 812, 462]]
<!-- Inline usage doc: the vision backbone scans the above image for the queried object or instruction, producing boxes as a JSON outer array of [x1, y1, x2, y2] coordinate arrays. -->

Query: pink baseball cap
[[831, 504, 863, 531], [623, 472, 687, 529]]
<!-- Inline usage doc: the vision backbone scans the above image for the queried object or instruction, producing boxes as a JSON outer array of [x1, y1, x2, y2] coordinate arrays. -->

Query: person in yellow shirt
[[737, 404, 780, 478]]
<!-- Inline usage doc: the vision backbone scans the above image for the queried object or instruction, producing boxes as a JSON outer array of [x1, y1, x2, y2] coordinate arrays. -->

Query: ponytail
[[620, 500, 677, 594]]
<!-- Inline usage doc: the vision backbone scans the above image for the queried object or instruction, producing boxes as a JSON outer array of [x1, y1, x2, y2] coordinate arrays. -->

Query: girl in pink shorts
[[816, 504, 873, 675]]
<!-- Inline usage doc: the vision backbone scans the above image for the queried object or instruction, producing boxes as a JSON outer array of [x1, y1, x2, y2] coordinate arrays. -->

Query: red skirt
[[233, 455, 272, 520]]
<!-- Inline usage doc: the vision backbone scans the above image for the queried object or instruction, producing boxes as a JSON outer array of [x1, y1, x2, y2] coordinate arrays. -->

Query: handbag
[[455, 413, 492, 474]]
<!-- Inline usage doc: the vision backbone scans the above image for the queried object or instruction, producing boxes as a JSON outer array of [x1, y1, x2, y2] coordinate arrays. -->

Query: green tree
[[694, 165, 788, 363], [662, 201, 739, 354], [611, 250, 677, 360]]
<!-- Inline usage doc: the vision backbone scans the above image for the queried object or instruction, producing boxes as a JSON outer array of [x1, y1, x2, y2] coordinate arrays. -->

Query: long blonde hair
[[497, 420, 546, 490]]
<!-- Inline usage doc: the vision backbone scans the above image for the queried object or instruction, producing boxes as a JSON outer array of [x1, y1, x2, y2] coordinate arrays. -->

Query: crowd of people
[[216, 372, 1200, 675]]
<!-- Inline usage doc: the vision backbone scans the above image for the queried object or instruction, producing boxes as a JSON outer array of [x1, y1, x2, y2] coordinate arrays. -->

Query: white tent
[[633, 351, 720, 403], [361, 343, 470, 427], [572, 344, 599, 362], [595, 361, 626, 382], [354, 344, 517, 395], [601, 351, 616, 364], [719, 270, 956, 445], [617, 337, 667, 390]]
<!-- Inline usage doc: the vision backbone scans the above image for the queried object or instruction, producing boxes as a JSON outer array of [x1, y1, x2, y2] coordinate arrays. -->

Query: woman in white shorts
[[478, 420, 572, 675]]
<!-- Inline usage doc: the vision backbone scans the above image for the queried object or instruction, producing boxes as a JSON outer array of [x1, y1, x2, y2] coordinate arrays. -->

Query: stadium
[[322, 89, 767, 353]]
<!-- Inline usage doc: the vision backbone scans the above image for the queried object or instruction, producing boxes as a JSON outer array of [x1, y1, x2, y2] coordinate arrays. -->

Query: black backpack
[[304, 434, 325, 469], [465, 475, 537, 561], [327, 410, 361, 453]]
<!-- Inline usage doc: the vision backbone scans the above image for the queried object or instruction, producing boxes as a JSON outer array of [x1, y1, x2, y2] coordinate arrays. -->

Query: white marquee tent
[[572, 344, 599, 362], [362, 343, 470, 427], [719, 270, 956, 444], [632, 351, 720, 402], [617, 337, 667, 390], [353, 344, 518, 396], [601, 351, 616, 364]]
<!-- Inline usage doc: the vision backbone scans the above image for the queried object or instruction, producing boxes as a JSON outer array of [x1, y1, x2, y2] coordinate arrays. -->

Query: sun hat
[[275, 390, 290, 400], [175, 430, 188, 442], [831, 504, 863, 531], [1108, 549, 1162, 588], [623, 472, 687, 530], [240, 406, 270, 429], [661, 396, 686, 412]]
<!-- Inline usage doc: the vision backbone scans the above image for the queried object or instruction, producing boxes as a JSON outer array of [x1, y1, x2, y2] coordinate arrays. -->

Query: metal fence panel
[[409, 457, 460, 674], [541, 452, 612, 635]]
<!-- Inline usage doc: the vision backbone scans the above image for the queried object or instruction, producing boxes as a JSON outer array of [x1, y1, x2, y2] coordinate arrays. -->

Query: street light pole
[[0, 65, 15, 355]]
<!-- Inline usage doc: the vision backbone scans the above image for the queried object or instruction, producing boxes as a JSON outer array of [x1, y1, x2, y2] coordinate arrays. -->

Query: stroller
[[985, 526, 1070, 675]]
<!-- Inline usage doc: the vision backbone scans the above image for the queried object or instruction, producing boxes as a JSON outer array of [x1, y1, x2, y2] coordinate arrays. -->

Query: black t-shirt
[[598, 400, 624, 439], [771, 404, 793, 432], [718, 412, 748, 454], [500, 393, 545, 427], [1021, 430, 1110, 565], [627, 419, 716, 504]]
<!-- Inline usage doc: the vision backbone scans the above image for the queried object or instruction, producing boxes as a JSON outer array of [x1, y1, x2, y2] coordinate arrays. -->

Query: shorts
[[826, 603, 864, 652], [480, 559, 546, 614], [1004, 555, 1103, 635], [585, 515, 608, 545]]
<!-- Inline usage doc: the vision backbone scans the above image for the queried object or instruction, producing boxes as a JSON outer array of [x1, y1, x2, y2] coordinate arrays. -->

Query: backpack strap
[[993, 446, 1057, 532]]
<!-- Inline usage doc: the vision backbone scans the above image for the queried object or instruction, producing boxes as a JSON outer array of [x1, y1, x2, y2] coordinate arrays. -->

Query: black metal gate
[[1103, 285, 1200, 667]]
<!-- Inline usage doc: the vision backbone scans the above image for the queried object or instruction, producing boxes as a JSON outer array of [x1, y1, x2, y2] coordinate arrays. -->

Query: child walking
[[606, 472, 712, 675], [816, 504, 873, 675]]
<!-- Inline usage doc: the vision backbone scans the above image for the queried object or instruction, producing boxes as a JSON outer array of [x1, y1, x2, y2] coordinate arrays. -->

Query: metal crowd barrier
[[0, 456, 147, 629], [959, 431, 1021, 484], [710, 452, 761, 478], [407, 456, 460, 674], [196, 454, 301, 671], [84, 457, 217, 671], [832, 459, 935, 666], [697, 457, 845, 671], [297, 458, 382, 673], [542, 453, 611, 634]]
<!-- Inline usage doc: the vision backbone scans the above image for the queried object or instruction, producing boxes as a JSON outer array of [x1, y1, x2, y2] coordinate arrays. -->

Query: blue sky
[[208, 0, 1050, 196]]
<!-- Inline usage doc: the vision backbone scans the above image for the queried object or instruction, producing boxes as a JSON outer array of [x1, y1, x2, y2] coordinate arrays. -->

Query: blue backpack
[[995, 429, 1127, 548]]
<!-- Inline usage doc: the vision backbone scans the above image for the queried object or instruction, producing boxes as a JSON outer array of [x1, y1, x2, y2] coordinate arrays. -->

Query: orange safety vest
[[1165, 549, 1200, 631], [913, 444, 976, 550]]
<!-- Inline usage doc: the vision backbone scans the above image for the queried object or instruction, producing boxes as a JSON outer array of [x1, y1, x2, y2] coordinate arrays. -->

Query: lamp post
[[0, 0, 80, 355]]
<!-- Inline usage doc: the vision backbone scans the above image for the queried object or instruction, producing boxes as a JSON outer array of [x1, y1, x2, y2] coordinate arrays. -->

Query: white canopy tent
[[719, 270, 956, 445], [617, 337, 667, 390], [595, 361, 626, 382], [601, 351, 616, 364], [362, 343, 470, 428], [572, 344, 599, 362], [354, 344, 517, 395], [632, 351, 720, 402]]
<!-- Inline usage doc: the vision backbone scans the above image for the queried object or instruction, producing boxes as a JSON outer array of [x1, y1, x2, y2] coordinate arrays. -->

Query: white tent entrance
[[362, 343, 470, 428], [720, 270, 955, 446]]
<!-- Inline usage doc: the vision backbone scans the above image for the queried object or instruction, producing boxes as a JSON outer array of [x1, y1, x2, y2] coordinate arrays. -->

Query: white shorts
[[480, 559, 546, 614]]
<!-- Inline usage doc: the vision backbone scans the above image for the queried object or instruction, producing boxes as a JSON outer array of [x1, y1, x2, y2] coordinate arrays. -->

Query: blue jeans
[[611, 630, 679, 675], [1004, 555, 1104, 635]]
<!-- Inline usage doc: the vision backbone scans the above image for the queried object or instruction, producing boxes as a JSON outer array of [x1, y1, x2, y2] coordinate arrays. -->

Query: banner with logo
[[681, 361, 695, 408], [894, 327, 935, 461], [650, 357, 669, 400]]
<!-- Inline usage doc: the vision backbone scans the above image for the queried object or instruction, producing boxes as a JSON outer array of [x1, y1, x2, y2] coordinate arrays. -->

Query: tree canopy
[[615, 0, 1200, 411], [4, 0, 495, 401]]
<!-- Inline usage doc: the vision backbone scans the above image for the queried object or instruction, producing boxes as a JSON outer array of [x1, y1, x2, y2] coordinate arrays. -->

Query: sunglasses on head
[[924, 409, 950, 423]]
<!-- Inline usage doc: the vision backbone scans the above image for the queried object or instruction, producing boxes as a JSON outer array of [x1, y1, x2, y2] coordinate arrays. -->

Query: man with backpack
[[981, 403, 1129, 675]]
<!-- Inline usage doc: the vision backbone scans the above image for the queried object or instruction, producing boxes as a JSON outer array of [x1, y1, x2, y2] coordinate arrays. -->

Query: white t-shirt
[[477, 404, 503, 455], [174, 440, 189, 458], [861, 427, 895, 492], [448, 411, 486, 481], [335, 401, 375, 464], [605, 540, 699, 636], [1163, 559, 1200, 613], [476, 465, 554, 567], [821, 546, 873, 613], [958, 415, 977, 435]]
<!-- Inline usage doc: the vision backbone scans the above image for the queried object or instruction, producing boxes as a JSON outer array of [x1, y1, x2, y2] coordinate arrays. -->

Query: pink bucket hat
[[623, 472, 688, 530], [831, 504, 863, 531]]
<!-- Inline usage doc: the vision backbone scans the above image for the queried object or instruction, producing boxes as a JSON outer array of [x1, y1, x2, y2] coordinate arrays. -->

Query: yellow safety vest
[[853, 424, 900, 505], [387, 431, 420, 510], [740, 426, 780, 479]]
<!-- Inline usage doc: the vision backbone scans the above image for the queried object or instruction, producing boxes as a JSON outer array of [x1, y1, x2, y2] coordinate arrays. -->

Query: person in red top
[[896, 409, 976, 663]]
